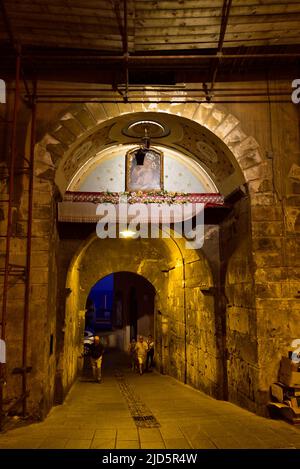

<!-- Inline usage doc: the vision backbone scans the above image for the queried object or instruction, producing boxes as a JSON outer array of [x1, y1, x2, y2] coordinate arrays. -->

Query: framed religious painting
[[125, 147, 164, 192]]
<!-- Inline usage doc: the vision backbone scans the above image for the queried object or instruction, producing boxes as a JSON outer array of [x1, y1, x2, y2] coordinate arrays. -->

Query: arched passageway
[[56, 232, 218, 405]]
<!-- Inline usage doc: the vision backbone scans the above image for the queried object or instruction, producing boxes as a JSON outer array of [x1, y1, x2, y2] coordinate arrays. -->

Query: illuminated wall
[[61, 233, 219, 400], [68, 145, 217, 194]]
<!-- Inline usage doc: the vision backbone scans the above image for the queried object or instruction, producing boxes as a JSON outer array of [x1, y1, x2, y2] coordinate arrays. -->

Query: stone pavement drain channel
[[115, 369, 160, 428]]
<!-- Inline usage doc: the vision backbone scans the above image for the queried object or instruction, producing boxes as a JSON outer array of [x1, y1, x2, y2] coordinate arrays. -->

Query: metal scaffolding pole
[[34, 99, 291, 104], [0, 50, 21, 431], [22, 81, 36, 417], [207, 0, 232, 100], [19, 52, 300, 61], [111, 0, 129, 102]]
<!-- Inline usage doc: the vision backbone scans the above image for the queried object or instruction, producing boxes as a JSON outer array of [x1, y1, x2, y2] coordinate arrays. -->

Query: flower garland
[[64, 190, 224, 206], [99, 190, 194, 204]]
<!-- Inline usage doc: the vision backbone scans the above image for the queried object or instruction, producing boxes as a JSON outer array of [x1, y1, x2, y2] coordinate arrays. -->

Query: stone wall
[[113, 271, 155, 346], [0, 101, 60, 417], [1, 81, 300, 420], [251, 98, 300, 412], [54, 238, 82, 403], [163, 233, 220, 398]]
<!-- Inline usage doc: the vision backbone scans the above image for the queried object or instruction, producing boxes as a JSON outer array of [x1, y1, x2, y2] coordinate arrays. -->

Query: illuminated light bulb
[[120, 230, 136, 238]]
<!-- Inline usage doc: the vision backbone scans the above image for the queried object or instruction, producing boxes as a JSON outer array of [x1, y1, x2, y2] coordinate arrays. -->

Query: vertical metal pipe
[[123, 0, 129, 101], [123, 0, 128, 55], [209, 0, 232, 96], [22, 81, 36, 416], [218, 0, 232, 52], [0, 50, 21, 430]]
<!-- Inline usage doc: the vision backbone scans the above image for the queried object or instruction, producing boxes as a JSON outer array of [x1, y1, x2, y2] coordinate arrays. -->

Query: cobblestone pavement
[[0, 350, 300, 449]]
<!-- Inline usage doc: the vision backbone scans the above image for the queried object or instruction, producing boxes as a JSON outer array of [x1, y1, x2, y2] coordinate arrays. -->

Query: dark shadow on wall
[[219, 189, 254, 408]]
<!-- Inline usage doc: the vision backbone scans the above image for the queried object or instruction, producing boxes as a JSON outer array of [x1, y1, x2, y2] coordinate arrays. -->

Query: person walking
[[135, 335, 148, 375], [128, 338, 137, 372], [89, 335, 104, 383], [146, 334, 154, 371]]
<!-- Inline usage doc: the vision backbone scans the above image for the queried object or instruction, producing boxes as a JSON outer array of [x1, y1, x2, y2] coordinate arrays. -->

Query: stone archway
[[54, 230, 216, 405], [1, 86, 297, 422], [15, 99, 292, 419], [24, 101, 266, 416], [34, 102, 266, 200]]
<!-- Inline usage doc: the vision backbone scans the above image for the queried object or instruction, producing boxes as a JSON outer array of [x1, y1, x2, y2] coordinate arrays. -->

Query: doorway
[[85, 271, 156, 352]]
